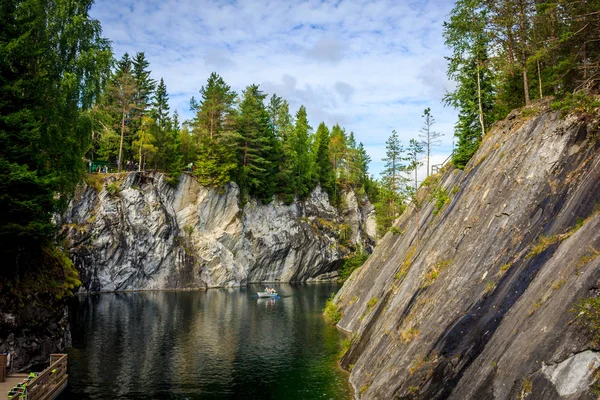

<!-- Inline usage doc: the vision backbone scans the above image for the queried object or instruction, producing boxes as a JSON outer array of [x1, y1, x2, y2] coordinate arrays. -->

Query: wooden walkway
[[1, 354, 67, 400]]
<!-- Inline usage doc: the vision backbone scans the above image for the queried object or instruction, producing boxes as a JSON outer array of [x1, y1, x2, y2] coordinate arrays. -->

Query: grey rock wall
[[62, 173, 375, 292], [333, 107, 600, 399], [0, 296, 70, 373]]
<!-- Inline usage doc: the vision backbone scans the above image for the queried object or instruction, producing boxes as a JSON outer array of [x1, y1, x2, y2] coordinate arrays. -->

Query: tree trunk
[[415, 208, 420, 245], [210, 111, 214, 140], [138, 133, 143, 172], [537, 59, 543, 99], [118, 105, 125, 173], [426, 135, 430, 178], [518, 0, 531, 105], [476, 63, 486, 137], [523, 67, 531, 105]]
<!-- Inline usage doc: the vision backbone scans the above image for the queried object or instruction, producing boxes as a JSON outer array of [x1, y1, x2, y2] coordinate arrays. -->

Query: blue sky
[[90, 0, 458, 178]]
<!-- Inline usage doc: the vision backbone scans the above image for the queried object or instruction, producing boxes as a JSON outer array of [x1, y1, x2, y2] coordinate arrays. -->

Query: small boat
[[257, 291, 278, 298]]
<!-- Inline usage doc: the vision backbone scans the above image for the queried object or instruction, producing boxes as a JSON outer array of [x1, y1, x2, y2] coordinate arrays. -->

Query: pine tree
[[377, 130, 407, 234], [132, 52, 156, 118], [267, 95, 295, 202], [132, 116, 157, 171], [444, 0, 494, 168], [356, 142, 372, 189], [329, 124, 347, 186], [313, 122, 336, 202], [291, 106, 316, 199], [346, 132, 359, 185], [418, 108, 443, 177], [105, 56, 138, 172], [191, 73, 238, 188], [406, 138, 424, 243], [235, 84, 277, 202], [192, 72, 237, 140], [151, 78, 180, 173]]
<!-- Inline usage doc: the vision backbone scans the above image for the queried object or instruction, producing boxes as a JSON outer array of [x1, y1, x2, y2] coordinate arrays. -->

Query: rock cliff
[[333, 106, 600, 399], [61, 174, 375, 292], [0, 294, 70, 373]]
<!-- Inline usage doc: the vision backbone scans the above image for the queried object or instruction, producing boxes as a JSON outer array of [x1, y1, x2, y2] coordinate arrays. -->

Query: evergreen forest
[[444, 0, 600, 168]]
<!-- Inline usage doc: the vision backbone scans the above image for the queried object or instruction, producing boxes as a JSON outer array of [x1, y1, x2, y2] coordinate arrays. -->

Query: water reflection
[[66, 283, 350, 399]]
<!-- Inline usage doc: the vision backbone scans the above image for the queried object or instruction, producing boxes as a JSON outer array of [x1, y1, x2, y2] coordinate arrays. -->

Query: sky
[[90, 0, 458, 179]]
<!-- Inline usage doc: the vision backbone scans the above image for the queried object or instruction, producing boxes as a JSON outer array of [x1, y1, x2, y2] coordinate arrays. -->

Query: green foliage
[[339, 249, 370, 281], [421, 259, 451, 289], [0, 0, 111, 275], [484, 280, 496, 295], [526, 234, 561, 258], [443, 0, 495, 169], [395, 245, 417, 281], [431, 187, 450, 216], [366, 297, 378, 310], [1, 245, 81, 304], [389, 226, 403, 235], [288, 105, 317, 199], [151, 78, 182, 174], [314, 122, 336, 202], [551, 92, 600, 117], [339, 338, 351, 358], [106, 181, 121, 196], [443, 0, 600, 170], [497, 263, 512, 277], [323, 293, 342, 325], [194, 134, 238, 188], [235, 84, 278, 203], [375, 130, 409, 235], [573, 297, 600, 347]]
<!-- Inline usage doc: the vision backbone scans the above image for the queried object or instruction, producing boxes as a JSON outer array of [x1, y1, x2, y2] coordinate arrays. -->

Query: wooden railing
[[23, 354, 67, 400], [431, 151, 454, 175]]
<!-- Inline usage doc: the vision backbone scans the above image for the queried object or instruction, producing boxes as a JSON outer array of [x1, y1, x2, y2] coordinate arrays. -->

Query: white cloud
[[91, 0, 458, 176], [306, 37, 344, 63]]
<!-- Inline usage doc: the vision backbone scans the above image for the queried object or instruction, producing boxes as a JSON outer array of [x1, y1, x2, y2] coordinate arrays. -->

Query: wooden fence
[[19, 354, 67, 400]]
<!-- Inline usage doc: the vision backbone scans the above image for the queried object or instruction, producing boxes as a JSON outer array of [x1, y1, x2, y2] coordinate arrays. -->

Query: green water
[[65, 283, 351, 399]]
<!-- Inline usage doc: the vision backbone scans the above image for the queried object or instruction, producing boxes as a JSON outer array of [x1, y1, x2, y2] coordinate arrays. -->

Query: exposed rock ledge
[[334, 107, 600, 399], [61, 174, 376, 292]]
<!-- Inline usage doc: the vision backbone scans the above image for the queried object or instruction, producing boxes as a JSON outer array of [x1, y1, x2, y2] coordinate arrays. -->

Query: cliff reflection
[[67, 283, 350, 399]]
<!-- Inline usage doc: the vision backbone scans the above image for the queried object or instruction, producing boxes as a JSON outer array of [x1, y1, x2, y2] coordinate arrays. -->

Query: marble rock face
[[62, 174, 376, 291], [334, 108, 600, 399]]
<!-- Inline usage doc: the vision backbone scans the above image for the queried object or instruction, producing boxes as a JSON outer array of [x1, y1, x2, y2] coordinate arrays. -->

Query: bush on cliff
[[324, 294, 342, 325]]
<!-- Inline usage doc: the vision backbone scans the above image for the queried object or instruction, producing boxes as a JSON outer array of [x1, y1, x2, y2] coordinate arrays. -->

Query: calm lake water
[[64, 283, 351, 399]]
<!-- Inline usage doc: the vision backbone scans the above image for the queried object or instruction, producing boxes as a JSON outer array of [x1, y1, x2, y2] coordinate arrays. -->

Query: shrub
[[323, 293, 342, 325], [106, 181, 121, 196], [573, 297, 600, 346], [484, 280, 496, 295], [400, 327, 420, 343], [551, 91, 600, 117], [431, 187, 449, 216], [366, 296, 378, 310], [395, 245, 417, 281], [339, 249, 369, 281], [421, 259, 452, 289]]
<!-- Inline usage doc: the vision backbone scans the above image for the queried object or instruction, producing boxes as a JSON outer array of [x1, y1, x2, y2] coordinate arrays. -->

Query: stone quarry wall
[[334, 106, 600, 399], [61, 173, 376, 292]]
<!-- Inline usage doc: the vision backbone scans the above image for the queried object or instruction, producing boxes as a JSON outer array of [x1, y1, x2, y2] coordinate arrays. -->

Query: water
[[64, 283, 351, 399]]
